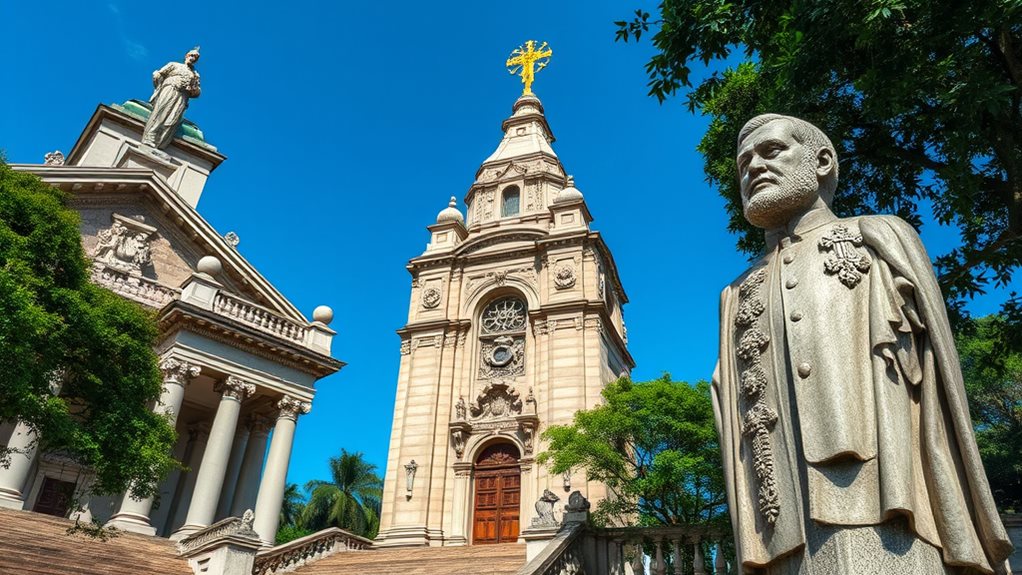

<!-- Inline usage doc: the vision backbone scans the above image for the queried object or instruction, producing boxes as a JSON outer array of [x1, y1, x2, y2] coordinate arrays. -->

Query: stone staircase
[[290, 543, 527, 575]]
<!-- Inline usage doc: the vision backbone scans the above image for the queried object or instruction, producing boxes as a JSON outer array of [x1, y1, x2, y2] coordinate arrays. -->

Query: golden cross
[[506, 40, 552, 96]]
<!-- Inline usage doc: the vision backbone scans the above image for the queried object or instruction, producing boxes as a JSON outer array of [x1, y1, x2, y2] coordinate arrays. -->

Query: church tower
[[375, 63, 634, 547]]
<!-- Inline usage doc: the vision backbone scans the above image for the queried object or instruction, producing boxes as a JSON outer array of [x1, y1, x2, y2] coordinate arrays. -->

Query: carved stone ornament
[[218, 376, 256, 401], [455, 396, 467, 420], [224, 231, 240, 248], [277, 395, 312, 420], [566, 490, 591, 513], [819, 224, 872, 288], [404, 460, 418, 500], [734, 267, 780, 524], [421, 286, 442, 309], [553, 263, 576, 289], [531, 489, 561, 527], [470, 382, 523, 419], [479, 336, 525, 380], [159, 357, 201, 385], [43, 150, 65, 166], [92, 213, 158, 275], [450, 427, 467, 459], [482, 297, 527, 334]]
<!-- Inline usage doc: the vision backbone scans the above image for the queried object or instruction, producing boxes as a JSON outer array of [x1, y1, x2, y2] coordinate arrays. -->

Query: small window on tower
[[501, 186, 521, 217]]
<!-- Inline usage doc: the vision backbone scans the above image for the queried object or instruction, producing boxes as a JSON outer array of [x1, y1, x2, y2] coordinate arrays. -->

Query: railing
[[518, 521, 730, 575], [252, 528, 374, 575], [91, 263, 179, 308], [213, 291, 309, 345]]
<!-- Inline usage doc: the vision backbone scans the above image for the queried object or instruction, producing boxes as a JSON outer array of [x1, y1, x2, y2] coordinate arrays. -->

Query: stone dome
[[554, 176, 583, 204], [436, 196, 464, 224]]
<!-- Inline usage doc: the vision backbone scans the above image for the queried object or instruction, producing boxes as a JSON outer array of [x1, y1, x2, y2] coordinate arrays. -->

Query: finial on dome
[[436, 196, 464, 224], [555, 175, 583, 204]]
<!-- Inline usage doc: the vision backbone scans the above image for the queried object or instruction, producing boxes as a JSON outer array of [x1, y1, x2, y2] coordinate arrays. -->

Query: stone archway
[[472, 443, 521, 544]]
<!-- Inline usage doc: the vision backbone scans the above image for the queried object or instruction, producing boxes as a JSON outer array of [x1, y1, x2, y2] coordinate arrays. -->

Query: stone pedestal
[[1004, 514, 1022, 575], [521, 525, 562, 562]]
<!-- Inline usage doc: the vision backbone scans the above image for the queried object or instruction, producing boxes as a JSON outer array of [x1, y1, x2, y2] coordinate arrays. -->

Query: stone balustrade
[[518, 515, 729, 575], [252, 528, 374, 575], [91, 262, 180, 308], [213, 291, 309, 345]]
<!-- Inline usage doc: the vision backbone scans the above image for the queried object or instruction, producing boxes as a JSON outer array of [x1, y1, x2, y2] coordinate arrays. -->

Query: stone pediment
[[16, 165, 306, 322]]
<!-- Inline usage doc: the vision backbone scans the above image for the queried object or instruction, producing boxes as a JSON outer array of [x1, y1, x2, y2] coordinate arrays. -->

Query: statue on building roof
[[142, 47, 201, 150]]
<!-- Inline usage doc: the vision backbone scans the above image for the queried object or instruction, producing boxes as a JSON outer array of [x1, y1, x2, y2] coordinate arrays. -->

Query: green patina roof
[[114, 99, 216, 150]]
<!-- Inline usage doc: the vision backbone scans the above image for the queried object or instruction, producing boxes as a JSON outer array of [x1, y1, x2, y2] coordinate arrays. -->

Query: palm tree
[[279, 482, 305, 528], [301, 449, 383, 538]]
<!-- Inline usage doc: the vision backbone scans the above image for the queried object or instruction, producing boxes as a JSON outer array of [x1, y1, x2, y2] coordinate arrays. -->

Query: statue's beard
[[744, 151, 820, 229]]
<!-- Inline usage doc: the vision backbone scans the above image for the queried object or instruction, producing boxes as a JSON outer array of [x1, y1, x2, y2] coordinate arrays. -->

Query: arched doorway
[[472, 443, 521, 544]]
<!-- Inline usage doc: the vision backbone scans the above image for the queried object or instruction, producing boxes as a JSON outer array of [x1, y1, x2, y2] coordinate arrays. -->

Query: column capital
[[246, 414, 274, 435], [275, 396, 311, 421], [159, 357, 201, 385], [217, 376, 256, 401]]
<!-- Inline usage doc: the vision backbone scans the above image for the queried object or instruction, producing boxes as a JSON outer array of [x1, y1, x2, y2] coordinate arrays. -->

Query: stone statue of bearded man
[[712, 114, 1013, 574]]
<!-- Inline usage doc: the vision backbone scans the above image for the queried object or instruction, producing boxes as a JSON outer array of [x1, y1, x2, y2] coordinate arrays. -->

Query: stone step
[[292, 543, 527, 575]]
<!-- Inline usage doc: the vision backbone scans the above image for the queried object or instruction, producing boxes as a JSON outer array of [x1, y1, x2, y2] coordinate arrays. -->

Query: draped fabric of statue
[[713, 114, 1012, 574], [142, 59, 200, 150]]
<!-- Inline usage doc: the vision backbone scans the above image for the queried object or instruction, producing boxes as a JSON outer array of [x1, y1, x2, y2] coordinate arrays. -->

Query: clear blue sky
[[2, 1, 1015, 494]]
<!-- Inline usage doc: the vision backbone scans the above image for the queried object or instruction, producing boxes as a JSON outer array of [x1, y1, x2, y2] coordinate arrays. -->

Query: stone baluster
[[107, 357, 200, 534], [652, 537, 666, 575], [253, 395, 311, 545], [672, 539, 683, 575], [713, 542, 726, 575], [229, 415, 272, 517], [608, 538, 625, 575], [0, 421, 39, 510], [171, 376, 254, 540], [693, 535, 707, 575], [630, 542, 646, 575]]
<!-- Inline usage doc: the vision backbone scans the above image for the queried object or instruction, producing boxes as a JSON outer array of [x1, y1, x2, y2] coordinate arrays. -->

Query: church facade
[[0, 98, 342, 546], [375, 93, 634, 547]]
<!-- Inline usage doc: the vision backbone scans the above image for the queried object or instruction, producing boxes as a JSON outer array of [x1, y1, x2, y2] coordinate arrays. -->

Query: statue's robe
[[142, 62, 200, 150], [712, 206, 1013, 574]]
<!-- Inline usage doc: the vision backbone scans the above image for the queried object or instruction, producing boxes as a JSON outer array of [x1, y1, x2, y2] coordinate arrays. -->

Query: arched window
[[501, 186, 521, 217], [479, 296, 526, 379]]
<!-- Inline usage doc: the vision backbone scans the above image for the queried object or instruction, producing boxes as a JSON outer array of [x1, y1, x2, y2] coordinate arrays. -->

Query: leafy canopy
[[616, 0, 1022, 329], [957, 315, 1022, 511], [0, 160, 176, 499], [538, 376, 727, 527]]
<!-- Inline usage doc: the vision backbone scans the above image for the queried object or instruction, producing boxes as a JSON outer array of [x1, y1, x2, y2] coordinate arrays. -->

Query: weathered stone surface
[[713, 114, 1014, 573]]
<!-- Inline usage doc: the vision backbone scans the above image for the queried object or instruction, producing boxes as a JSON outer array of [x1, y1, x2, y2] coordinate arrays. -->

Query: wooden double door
[[472, 443, 521, 544]]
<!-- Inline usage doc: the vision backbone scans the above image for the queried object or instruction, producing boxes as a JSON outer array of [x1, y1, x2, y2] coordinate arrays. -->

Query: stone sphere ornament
[[196, 255, 222, 276], [312, 305, 334, 325]]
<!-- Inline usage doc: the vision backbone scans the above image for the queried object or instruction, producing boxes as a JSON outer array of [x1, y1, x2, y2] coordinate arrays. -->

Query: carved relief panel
[[478, 296, 527, 380], [92, 213, 158, 275]]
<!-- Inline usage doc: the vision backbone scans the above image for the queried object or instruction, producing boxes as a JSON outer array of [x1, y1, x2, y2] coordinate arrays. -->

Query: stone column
[[0, 421, 39, 510], [253, 396, 310, 545], [166, 424, 210, 535], [230, 416, 272, 517], [107, 357, 200, 534], [215, 425, 251, 520], [171, 376, 254, 541]]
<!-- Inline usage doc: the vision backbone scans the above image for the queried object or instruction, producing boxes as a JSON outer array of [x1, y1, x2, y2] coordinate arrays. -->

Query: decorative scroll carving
[[421, 286, 442, 309], [277, 395, 312, 421], [176, 513, 260, 554], [450, 427, 466, 459], [475, 189, 495, 222], [553, 263, 576, 289], [465, 266, 536, 294], [470, 382, 523, 419], [520, 420, 537, 454], [92, 214, 157, 274], [218, 376, 255, 401], [819, 224, 871, 288], [734, 267, 779, 524], [44, 151, 65, 166], [404, 460, 418, 500]]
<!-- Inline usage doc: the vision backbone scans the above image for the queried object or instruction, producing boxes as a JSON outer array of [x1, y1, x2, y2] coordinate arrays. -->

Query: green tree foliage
[[0, 160, 176, 499], [615, 1, 1022, 329], [300, 449, 383, 538], [538, 376, 727, 527], [279, 482, 305, 530], [957, 315, 1022, 511]]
